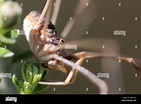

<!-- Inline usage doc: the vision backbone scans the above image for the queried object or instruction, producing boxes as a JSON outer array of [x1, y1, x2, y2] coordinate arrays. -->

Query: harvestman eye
[[60, 39, 65, 44]]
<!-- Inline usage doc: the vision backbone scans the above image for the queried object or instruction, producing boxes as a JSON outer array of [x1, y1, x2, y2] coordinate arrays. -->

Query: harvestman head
[[23, 0, 141, 94]]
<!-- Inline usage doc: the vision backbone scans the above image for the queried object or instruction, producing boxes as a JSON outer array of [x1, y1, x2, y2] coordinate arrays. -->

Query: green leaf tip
[[12, 74, 23, 92], [0, 47, 14, 57], [4, 29, 20, 39]]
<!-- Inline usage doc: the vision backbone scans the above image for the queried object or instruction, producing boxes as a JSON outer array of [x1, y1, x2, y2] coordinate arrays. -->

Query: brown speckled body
[[23, 11, 68, 73]]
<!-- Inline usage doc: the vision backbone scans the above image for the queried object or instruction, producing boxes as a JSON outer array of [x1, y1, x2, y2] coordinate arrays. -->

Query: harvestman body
[[23, 0, 86, 85], [23, 0, 141, 93]]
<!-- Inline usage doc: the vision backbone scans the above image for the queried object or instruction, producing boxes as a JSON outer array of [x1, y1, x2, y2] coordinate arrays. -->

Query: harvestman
[[23, 0, 141, 94]]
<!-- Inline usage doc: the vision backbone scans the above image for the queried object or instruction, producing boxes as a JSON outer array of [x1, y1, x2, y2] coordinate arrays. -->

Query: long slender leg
[[30, 0, 55, 55], [38, 50, 141, 92], [51, 0, 62, 25], [65, 56, 85, 84], [34, 0, 51, 29], [38, 56, 85, 85], [72, 51, 141, 71], [61, 0, 96, 39], [28, 0, 52, 54], [68, 52, 86, 84], [42, 54, 108, 94]]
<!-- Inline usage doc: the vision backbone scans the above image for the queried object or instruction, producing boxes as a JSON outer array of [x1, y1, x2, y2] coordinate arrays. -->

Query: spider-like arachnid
[[23, 0, 141, 94]]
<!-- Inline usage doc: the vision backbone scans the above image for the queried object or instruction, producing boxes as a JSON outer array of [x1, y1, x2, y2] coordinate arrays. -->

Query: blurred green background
[[0, 0, 141, 94]]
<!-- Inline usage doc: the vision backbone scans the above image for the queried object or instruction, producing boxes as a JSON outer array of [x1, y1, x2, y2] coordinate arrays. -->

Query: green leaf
[[0, 29, 20, 44], [23, 81, 33, 93], [38, 65, 44, 75], [22, 61, 34, 82], [0, 34, 16, 44], [10, 29, 20, 38], [32, 63, 39, 75], [41, 70, 48, 80], [22, 62, 28, 81], [25, 67, 33, 83], [32, 74, 42, 85], [4, 29, 20, 39], [13, 61, 49, 94], [12, 74, 23, 92], [0, 47, 14, 57]]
